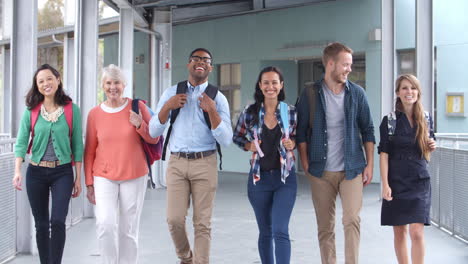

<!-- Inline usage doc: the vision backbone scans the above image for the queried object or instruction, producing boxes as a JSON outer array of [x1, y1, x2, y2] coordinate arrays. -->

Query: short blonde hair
[[101, 64, 127, 87]]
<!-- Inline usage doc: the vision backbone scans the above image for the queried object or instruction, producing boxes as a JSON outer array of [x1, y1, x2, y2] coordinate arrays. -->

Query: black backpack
[[161, 81, 223, 170]]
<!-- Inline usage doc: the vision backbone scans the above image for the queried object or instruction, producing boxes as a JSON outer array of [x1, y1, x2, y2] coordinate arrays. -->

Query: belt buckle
[[46, 161, 59, 168]]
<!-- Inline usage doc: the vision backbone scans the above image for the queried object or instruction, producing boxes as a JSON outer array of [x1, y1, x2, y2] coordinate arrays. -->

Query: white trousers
[[94, 175, 147, 264]]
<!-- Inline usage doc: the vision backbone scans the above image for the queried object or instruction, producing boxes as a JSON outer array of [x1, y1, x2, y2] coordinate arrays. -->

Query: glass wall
[[433, 0, 468, 132]]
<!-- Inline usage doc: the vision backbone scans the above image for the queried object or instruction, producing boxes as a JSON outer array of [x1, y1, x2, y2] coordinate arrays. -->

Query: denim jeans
[[248, 169, 297, 264], [26, 163, 74, 264]]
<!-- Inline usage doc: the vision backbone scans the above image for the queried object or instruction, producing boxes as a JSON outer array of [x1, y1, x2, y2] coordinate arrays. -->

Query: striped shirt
[[233, 102, 297, 183]]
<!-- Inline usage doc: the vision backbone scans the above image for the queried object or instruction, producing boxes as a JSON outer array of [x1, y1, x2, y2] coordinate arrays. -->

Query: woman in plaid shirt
[[233, 66, 297, 264]]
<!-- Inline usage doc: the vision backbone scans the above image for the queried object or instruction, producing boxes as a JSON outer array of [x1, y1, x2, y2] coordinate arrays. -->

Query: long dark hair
[[26, 64, 72, 109], [247, 66, 285, 126]]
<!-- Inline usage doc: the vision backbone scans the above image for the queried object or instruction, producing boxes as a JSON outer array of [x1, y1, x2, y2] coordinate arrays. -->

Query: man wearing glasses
[[150, 48, 232, 264]]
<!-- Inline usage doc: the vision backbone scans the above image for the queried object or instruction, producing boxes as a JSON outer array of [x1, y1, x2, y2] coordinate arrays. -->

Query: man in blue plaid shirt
[[296, 42, 375, 264]]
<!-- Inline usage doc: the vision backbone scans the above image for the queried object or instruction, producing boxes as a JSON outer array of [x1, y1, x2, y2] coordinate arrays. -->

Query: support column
[[64, 35, 76, 101], [152, 9, 172, 187], [2, 47, 11, 134], [75, 0, 99, 217], [416, 0, 434, 113], [381, 0, 396, 117], [119, 8, 134, 98], [10, 0, 37, 253]]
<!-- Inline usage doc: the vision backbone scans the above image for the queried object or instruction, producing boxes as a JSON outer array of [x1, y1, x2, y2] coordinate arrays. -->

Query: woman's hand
[[382, 184, 393, 201], [86, 186, 96, 205], [428, 138, 436, 152], [12, 172, 22, 191], [282, 139, 295, 151], [129, 110, 143, 128], [72, 180, 82, 198], [244, 141, 261, 152]]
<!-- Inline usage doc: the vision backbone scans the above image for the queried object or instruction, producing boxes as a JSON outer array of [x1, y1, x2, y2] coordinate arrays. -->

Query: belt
[[390, 153, 425, 161], [171, 150, 216, 160], [30, 160, 61, 168]]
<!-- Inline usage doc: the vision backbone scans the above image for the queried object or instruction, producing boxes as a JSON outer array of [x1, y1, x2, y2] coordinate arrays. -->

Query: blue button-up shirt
[[296, 79, 375, 180], [149, 81, 233, 152]]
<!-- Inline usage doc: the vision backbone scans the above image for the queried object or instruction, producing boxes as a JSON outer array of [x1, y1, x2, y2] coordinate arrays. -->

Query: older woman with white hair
[[84, 64, 159, 264]]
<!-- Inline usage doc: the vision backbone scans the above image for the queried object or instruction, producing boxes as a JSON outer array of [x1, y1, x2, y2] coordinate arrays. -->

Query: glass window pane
[[99, 0, 119, 19], [231, 63, 241, 85], [397, 50, 415, 75], [434, 0, 468, 133], [64, 0, 76, 26], [38, 0, 65, 31], [0, 0, 3, 40], [37, 46, 64, 74], [220, 64, 230, 86]]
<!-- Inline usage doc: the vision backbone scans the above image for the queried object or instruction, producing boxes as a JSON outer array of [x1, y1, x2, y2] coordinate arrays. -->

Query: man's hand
[[167, 94, 188, 110], [159, 94, 188, 124], [298, 142, 309, 173], [362, 165, 373, 186], [199, 93, 216, 113]]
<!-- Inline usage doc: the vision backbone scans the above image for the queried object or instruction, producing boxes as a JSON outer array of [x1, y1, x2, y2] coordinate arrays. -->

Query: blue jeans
[[26, 163, 74, 264], [248, 169, 297, 264]]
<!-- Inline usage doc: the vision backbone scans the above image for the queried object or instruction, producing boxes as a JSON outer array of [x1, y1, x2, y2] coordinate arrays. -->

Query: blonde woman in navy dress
[[378, 74, 436, 264]]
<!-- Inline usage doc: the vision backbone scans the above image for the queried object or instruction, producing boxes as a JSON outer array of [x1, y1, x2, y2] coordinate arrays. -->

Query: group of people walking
[[12, 42, 436, 264]]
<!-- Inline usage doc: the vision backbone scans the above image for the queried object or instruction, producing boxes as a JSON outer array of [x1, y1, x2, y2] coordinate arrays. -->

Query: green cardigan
[[15, 103, 84, 164]]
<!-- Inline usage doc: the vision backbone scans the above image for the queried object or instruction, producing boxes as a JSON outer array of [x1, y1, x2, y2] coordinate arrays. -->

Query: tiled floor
[[8, 172, 468, 263]]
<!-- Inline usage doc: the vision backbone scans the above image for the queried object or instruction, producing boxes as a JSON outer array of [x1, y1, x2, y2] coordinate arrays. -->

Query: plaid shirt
[[233, 102, 297, 184], [296, 79, 375, 180]]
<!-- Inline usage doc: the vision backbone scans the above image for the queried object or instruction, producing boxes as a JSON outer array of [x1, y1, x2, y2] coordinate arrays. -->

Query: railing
[[429, 133, 468, 243], [0, 139, 17, 263]]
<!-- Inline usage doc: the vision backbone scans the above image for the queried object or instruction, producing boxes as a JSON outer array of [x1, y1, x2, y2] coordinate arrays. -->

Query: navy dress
[[378, 111, 434, 226]]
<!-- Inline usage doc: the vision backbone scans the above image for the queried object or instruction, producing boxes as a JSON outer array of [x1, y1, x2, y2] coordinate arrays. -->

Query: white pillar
[[119, 8, 134, 98], [10, 0, 37, 253], [416, 0, 434, 113], [381, 0, 396, 117], [75, 0, 99, 218], [152, 9, 172, 188]]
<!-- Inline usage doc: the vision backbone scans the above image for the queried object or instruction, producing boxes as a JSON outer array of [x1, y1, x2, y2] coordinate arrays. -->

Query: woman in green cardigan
[[12, 64, 84, 264]]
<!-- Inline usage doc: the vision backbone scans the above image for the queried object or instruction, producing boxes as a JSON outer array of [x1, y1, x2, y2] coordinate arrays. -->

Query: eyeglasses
[[190, 55, 212, 64]]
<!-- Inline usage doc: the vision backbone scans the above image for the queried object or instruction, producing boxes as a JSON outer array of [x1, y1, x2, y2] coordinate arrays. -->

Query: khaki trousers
[[309, 171, 363, 264], [166, 153, 218, 264]]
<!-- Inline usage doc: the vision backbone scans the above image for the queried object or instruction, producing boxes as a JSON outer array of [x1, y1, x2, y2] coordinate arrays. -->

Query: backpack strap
[[162, 81, 188, 161], [387, 111, 397, 136], [132, 98, 156, 189], [423, 111, 433, 136], [279, 101, 293, 171], [203, 84, 223, 170], [252, 110, 265, 158], [27, 104, 42, 154], [64, 102, 73, 139], [279, 102, 289, 139]]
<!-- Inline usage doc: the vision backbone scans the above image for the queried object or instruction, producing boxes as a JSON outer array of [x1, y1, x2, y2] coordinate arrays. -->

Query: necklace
[[40, 104, 64, 123]]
